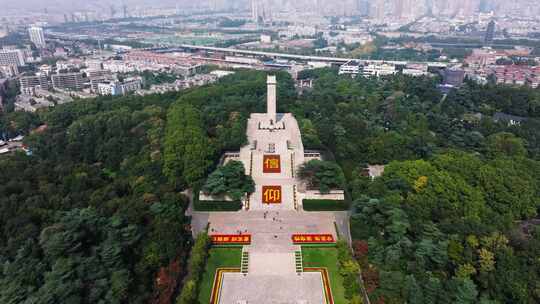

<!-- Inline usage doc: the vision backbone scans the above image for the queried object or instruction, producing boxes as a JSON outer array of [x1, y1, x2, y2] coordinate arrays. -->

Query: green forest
[[0, 68, 539, 303]]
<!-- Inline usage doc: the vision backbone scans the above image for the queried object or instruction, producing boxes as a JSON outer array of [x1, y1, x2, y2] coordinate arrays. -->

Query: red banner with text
[[292, 234, 335, 244], [211, 234, 251, 245]]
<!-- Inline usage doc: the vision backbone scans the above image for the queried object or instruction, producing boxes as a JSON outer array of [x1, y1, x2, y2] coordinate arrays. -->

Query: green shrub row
[[194, 199, 242, 212], [176, 233, 211, 304], [336, 240, 363, 302], [302, 199, 350, 211]]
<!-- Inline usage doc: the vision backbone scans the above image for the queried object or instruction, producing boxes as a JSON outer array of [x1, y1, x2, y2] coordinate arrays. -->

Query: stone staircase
[[295, 250, 303, 274], [241, 249, 249, 274]]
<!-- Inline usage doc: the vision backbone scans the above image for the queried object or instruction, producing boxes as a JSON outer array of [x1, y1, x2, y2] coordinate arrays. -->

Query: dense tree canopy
[[1, 68, 539, 304], [292, 69, 540, 304], [0, 93, 191, 304], [164, 103, 214, 187], [0, 71, 297, 304]]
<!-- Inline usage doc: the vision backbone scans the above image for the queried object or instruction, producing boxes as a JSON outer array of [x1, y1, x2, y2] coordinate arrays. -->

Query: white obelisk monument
[[267, 75, 277, 123]]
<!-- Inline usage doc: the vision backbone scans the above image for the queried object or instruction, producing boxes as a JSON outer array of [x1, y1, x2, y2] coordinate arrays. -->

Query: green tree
[[298, 160, 346, 193], [452, 278, 478, 304], [202, 160, 255, 201], [486, 132, 527, 158]]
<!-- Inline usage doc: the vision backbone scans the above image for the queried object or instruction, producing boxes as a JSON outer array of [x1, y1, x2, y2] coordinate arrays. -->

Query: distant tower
[[110, 5, 116, 18], [316, 0, 324, 15], [373, 0, 385, 21], [395, 0, 404, 19], [358, 0, 370, 16], [209, 0, 219, 11], [28, 26, 46, 48], [251, 0, 260, 23], [484, 20, 495, 45], [123, 5, 128, 18], [267, 75, 277, 123]]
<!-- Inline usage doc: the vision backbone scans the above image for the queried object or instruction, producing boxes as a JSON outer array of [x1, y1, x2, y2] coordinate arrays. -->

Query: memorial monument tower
[[267, 75, 277, 123]]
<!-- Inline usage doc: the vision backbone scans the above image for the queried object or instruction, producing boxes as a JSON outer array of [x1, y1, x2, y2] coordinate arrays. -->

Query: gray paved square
[[219, 272, 326, 304]]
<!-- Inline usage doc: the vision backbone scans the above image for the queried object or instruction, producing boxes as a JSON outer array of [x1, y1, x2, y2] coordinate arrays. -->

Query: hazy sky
[[2, 0, 538, 15], [0, 0, 190, 12]]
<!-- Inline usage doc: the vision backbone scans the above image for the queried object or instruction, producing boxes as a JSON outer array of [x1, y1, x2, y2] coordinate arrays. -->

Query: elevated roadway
[[166, 44, 448, 68]]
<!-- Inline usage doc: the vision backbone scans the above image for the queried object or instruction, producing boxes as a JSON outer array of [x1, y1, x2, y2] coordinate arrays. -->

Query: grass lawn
[[198, 247, 242, 304], [302, 246, 349, 304]]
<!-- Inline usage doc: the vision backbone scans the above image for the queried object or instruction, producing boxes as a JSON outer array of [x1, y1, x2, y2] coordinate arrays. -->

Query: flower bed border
[[209, 268, 241, 304], [305, 267, 334, 304]]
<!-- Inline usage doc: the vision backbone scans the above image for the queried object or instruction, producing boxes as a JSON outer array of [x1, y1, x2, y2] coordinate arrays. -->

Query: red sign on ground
[[292, 234, 335, 244], [262, 185, 282, 204], [263, 155, 281, 173], [211, 234, 251, 245]]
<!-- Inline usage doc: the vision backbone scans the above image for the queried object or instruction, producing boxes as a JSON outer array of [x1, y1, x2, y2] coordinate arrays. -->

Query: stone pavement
[[208, 210, 339, 304], [219, 272, 325, 304], [207, 211, 338, 239]]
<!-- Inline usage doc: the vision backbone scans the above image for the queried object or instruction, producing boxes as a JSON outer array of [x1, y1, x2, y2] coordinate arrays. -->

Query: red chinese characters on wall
[[262, 185, 282, 204], [263, 155, 281, 173]]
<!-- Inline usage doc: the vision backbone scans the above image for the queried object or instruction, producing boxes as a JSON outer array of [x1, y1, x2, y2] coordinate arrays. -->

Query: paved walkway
[[207, 211, 337, 238]]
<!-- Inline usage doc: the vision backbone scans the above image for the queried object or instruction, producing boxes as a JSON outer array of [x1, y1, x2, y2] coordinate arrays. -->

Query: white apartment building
[[97, 77, 142, 96], [0, 65, 19, 78], [28, 26, 46, 48], [51, 73, 85, 91], [120, 77, 143, 94], [103, 61, 136, 73], [97, 81, 121, 96], [338, 60, 361, 76], [0, 49, 25, 66], [339, 60, 400, 77], [19, 73, 49, 95], [363, 64, 397, 77], [402, 68, 428, 77]]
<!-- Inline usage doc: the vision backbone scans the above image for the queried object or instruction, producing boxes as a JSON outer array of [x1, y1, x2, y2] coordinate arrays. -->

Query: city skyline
[[1, 0, 540, 17]]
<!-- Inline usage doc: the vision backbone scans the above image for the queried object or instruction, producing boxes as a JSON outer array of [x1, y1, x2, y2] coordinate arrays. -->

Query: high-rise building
[[462, 0, 479, 16], [395, 0, 405, 18], [358, 0, 370, 16], [372, 0, 386, 20], [251, 0, 260, 22], [52, 73, 85, 91], [394, 0, 418, 19], [484, 20, 496, 45], [28, 26, 46, 48], [0, 49, 25, 67]]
